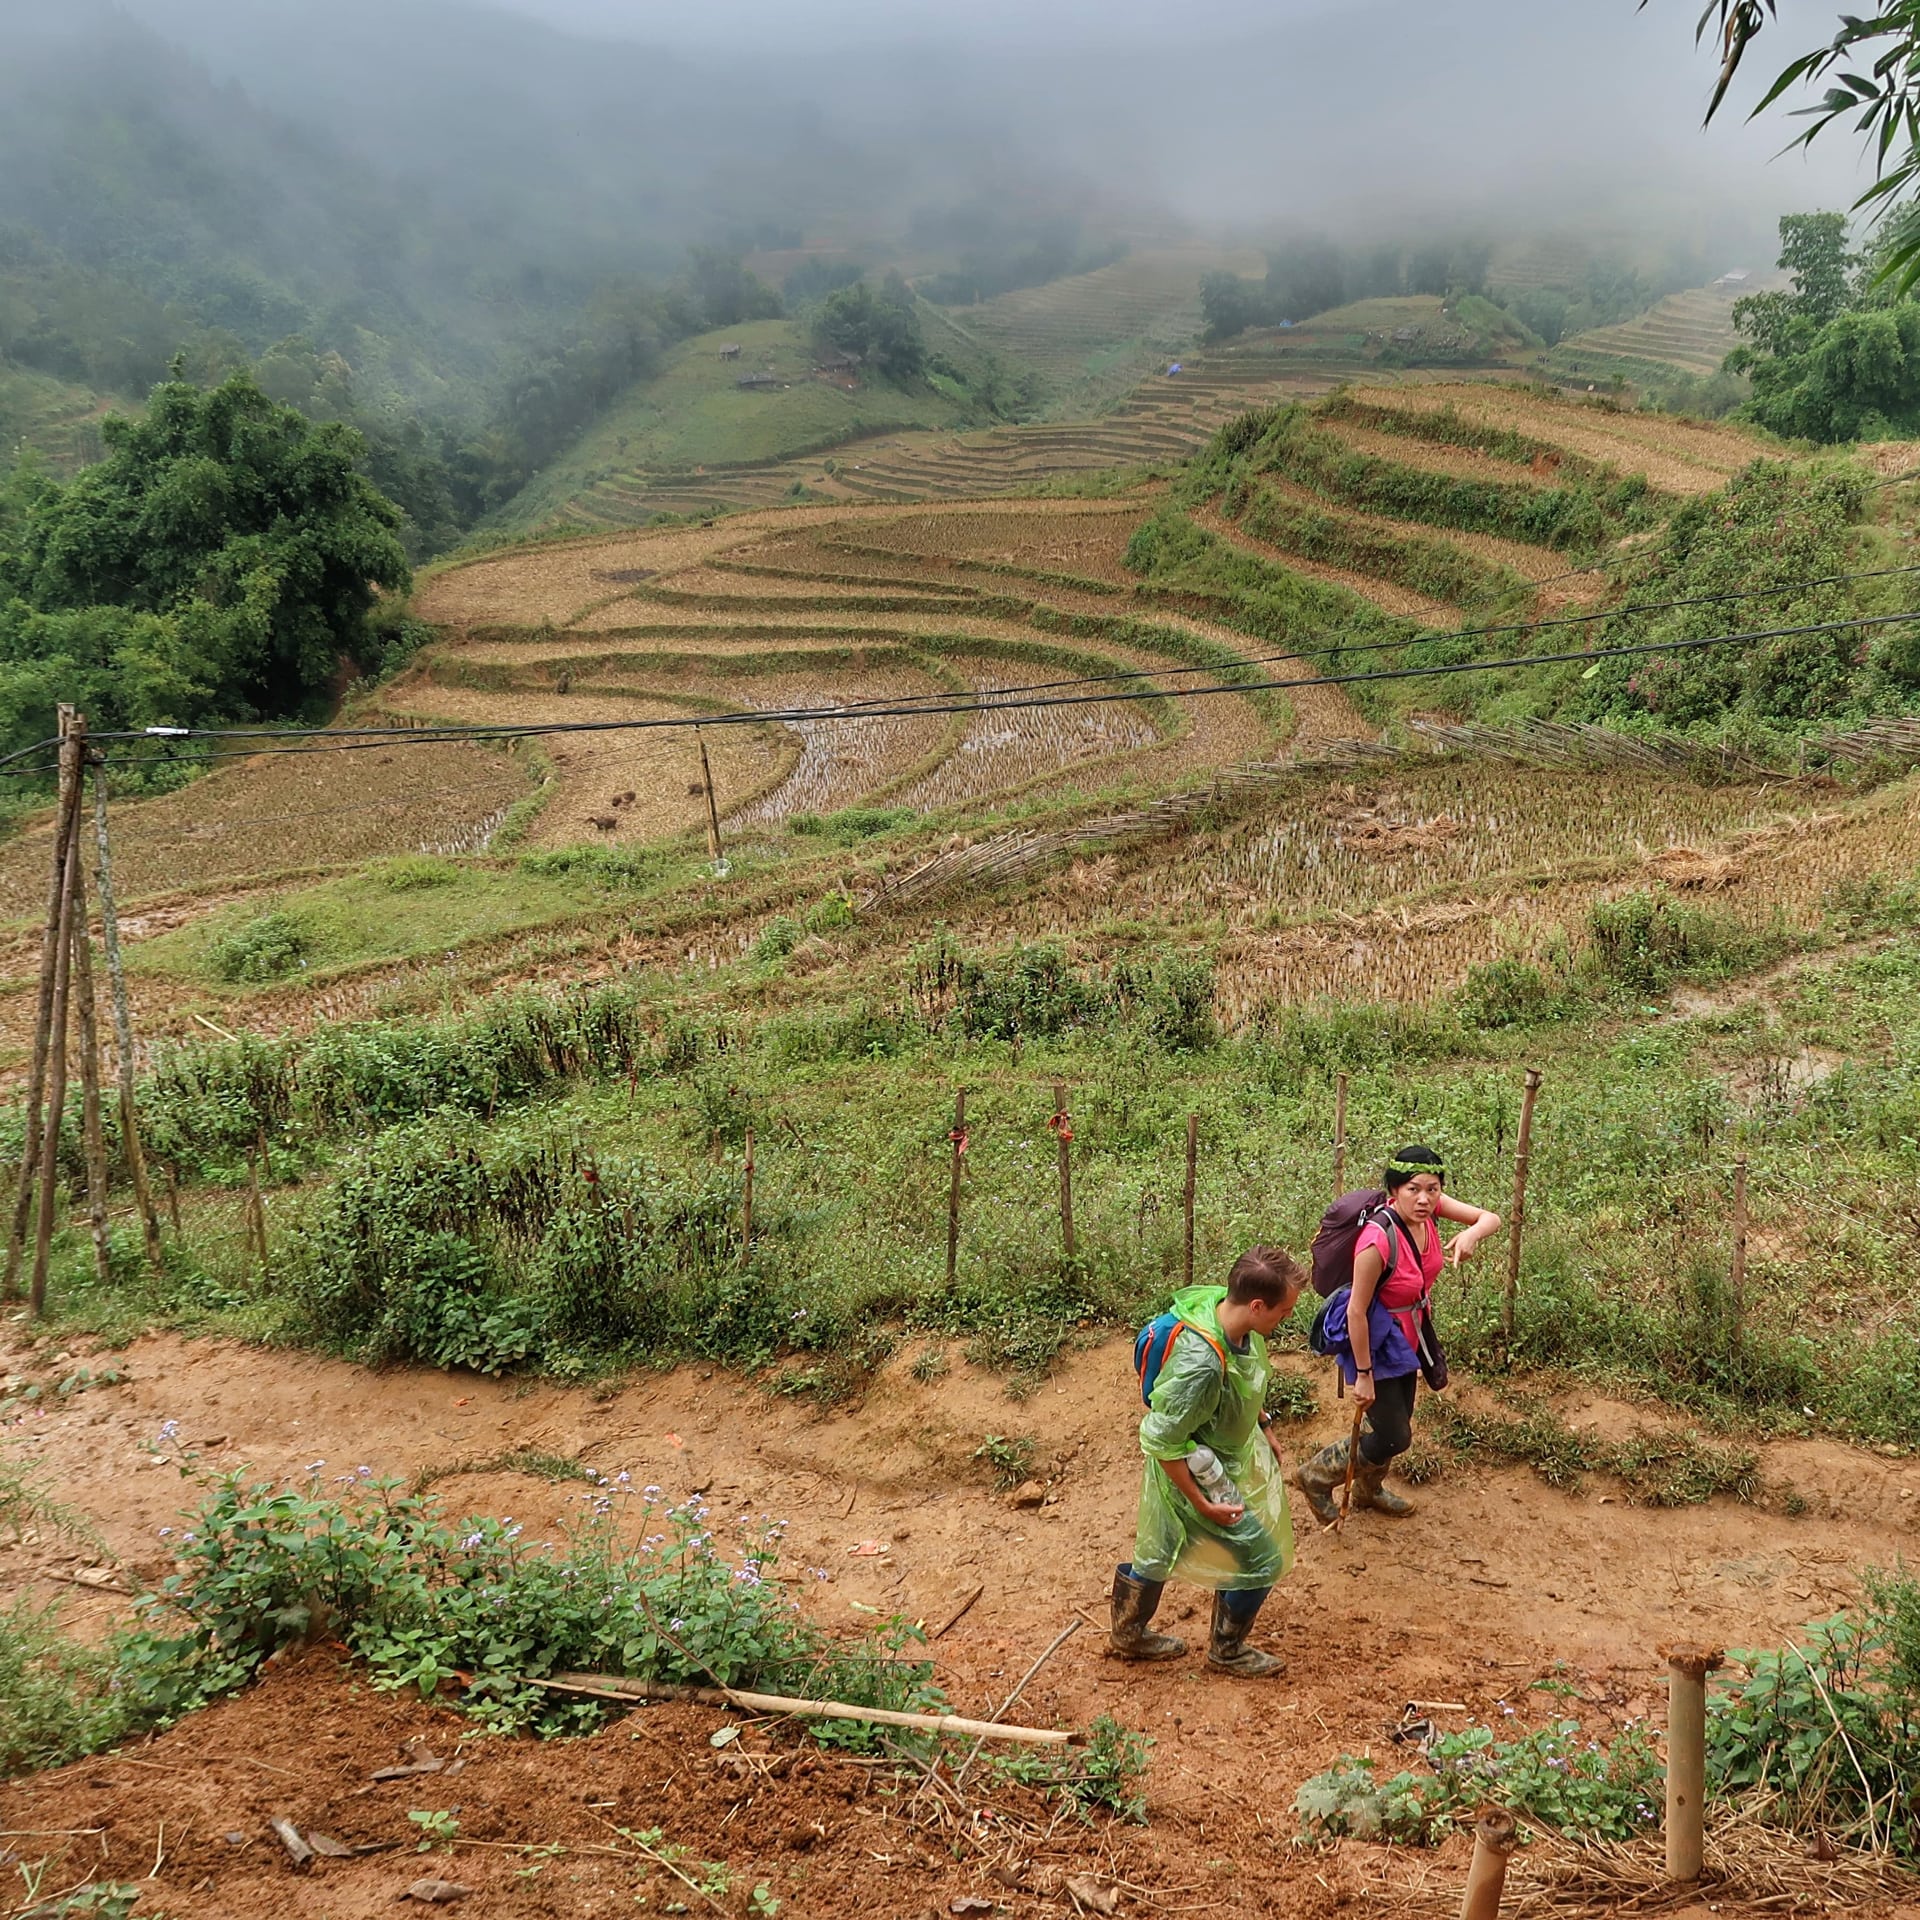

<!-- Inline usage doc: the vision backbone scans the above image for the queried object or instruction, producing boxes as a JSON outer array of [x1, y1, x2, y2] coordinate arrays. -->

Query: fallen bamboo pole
[[529, 1673, 1077, 1747], [1459, 1806, 1518, 1920], [92, 760, 163, 1273], [1663, 1642, 1724, 1884]]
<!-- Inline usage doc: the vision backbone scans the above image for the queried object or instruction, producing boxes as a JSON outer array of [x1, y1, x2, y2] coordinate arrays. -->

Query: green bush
[[205, 910, 312, 983], [1585, 889, 1784, 995], [754, 915, 802, 961], [376, 855, 459, 891], [0, 1599, 129, 1776], [120, 1467, 944, 1743], [1296, 1716, 1662, 1845]]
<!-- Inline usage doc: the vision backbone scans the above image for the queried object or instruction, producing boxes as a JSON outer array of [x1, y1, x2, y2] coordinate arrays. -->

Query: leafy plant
[[972, 1434, 1036, 1490], [206, 910, 312, 984], [1296, 1715, 1662, 1846], [409, 1808, 460, 1849]]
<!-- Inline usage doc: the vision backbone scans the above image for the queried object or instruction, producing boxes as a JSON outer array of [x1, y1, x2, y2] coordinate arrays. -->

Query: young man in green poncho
[[1111, 1246, 1306, 1679]]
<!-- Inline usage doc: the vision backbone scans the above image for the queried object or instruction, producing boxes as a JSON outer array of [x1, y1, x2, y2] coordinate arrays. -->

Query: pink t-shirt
[[1356, 1212, 1441, 1311]]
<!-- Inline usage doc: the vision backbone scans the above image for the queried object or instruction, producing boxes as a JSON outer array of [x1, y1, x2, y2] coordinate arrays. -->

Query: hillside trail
[[3, 1324, 1918, 1916]]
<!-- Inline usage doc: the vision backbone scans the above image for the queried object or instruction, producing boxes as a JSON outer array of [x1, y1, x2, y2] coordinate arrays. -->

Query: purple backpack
[[1309, 1189, 1413, 1299]]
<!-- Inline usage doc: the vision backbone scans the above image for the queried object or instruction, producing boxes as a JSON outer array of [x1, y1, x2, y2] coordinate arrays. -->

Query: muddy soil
[[3, 1328, 1920, 1917]]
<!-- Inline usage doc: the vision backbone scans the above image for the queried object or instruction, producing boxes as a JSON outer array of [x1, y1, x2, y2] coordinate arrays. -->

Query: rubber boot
[[1352, 1458, 1415, 1517], [1109, 1564, 1186, 1661], [1290, 1439, 1350, 1526], [1208, 1587, 1284, 1677]]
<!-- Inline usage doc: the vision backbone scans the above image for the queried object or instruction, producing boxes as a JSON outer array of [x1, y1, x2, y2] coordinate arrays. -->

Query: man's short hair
[[1226, 1245, 1304, 1306]]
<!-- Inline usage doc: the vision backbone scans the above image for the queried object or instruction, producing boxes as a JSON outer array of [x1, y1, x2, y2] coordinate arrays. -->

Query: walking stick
[[1332, 1404, 1365, 1534]]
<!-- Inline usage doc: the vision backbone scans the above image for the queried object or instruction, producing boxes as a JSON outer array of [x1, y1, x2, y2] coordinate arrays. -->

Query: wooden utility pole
[[92, 760, 163, 1272], [1332, 1072, 1349, 1198], [1501, 1068, 1543, 1343], [5, 708, 85, 1300], [1051, 1082, 1075, 1259], [946, 1091, 966, 1286], [1183, 1112, 1198, 1288], [66, 862, 111, 1287], [30, 711, 87, 1317], [696, 729, 724, 867]]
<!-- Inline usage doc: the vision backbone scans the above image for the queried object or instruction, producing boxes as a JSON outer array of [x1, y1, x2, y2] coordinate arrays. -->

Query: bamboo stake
[[1330, 1402, 1365, 1534], [695, 730, 723, 868], [5, 709, 83, 1301], [741, 1127, 754, 1260], [1663, 1644, 1724, 1883], [1052, 1081, 1075, 1259], [30, 737, 84, 1321], [1730, 1155, 1749, 1331], [1332, 1071, 1349, 1197], [945, 1090, 966, 1286], [66, 868, 111, 1288], [1502, 1068, 1542, 1343], [91, 761, 162, 1272], [1459, 1806, 1518, 1920], [530, 1672, 1076, 1748], [1183, 1111, 1198, 1288]]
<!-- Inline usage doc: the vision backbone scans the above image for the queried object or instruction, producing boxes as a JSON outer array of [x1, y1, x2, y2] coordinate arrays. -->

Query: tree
[[1663, 3, 1920, 287], [0, 371, 410, 750], [686, 250, 782, 331], [814, 276, 925, 382]]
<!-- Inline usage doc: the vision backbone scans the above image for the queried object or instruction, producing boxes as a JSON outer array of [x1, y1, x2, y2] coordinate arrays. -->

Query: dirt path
[[3, 1327, 1916, 1917]]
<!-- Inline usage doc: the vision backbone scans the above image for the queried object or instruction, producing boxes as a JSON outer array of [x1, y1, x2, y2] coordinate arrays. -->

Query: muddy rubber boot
[[1109, 1564, 1186, 1661], [1207, 1588, 1284, 1677], [1290, 1439, 1350, 1526], [1352, 1459, 1415, 1517]]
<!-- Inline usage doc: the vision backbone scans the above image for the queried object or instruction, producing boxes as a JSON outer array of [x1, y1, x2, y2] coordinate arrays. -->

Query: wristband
[[1354, 1366, 1373, 1375]]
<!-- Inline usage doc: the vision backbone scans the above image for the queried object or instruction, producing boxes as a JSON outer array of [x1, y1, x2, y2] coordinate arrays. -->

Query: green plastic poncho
[[1132, 1285, 1294, 1592]]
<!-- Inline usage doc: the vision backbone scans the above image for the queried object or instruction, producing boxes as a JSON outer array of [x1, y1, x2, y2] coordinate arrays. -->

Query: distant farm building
[[814, 347, 862, 373], [735, 372, 782, 389], [718, 343, 743, 361], [1712, 270, 1752, 289]]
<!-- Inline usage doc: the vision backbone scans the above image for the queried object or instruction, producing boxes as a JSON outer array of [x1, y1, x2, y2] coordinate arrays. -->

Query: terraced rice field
[[406, 381, 1775, 850], [1550, 283, 1756, 386]]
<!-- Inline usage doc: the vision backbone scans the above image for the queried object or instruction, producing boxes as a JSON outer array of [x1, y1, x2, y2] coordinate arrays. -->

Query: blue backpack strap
[[1137, 1313, 1228, 1404]]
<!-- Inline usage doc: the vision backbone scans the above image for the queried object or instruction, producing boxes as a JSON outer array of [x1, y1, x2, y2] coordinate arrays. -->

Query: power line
[[6, 557, 1916, 782], [40, 608, 1920, 780]]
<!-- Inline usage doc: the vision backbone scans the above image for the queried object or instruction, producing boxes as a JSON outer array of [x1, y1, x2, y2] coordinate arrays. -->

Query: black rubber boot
[[1109, 1564, 1186, 1661], [1290, 1439, 1350, 1526], [1208, 1587, 1284, 1677]]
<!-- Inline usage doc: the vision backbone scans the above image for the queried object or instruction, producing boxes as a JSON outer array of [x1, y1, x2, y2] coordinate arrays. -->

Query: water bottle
[[1187, 1445, 1240, 1509]]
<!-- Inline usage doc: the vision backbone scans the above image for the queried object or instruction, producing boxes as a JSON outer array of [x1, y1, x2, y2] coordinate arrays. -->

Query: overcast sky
[[471, 0, 1868, 228]]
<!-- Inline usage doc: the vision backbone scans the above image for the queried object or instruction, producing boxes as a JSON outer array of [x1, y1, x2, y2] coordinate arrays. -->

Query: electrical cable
[[36, 607, 1919, 781]]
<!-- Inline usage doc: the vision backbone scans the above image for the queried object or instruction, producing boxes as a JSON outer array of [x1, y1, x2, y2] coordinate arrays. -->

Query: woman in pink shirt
[[1293, 1144, 1501, 1521]]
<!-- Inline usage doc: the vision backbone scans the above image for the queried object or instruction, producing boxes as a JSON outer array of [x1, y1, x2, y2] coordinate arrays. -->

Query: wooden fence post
[[1183, 1112, 1198, 1288], [696, 729, 724, 868], [92, 759, 164, 1272], [1663, 1644, 1724, 1883], [5, 707, 84, 1301], [1730, 1155, 1748, 1329], [946, 1091, 966, 1286], [66, 865, 111, 1288], [1459, 1806, 1518, 1920], [742, 1127, 755, 1260], [1332, 1072, 1349, 1198], [30, 714, 86, 1318], [1051, 1082, 1075, 1260], [1501, 1068, 1542, 1344]]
